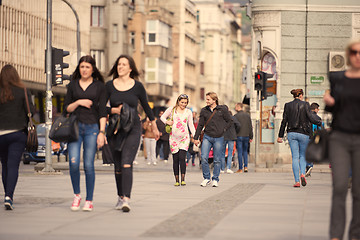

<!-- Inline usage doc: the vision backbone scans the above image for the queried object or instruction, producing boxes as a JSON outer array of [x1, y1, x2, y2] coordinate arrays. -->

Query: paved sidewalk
[[0, 159, 351, 240]]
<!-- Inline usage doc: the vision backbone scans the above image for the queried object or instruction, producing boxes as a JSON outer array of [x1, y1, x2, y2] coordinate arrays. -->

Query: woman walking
[[277, 89, 321, 187], [324, 39, 360, 240], [106, 54, 159, 212], [64, 55, 107, 212], [161, 94, 196, 186], [0, 64, 35, 210]]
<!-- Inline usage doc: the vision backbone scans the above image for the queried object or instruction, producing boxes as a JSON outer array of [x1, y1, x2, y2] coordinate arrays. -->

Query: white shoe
[[212, 180, 218, 187], [200, 179, 211, 187], [226, 169, 234, 174], [133, 161, 138, 165], [220, 170, 225, 174], [153, 162, 157, 165], [164, 160, 168, 163], [147, 162, 151, 165]]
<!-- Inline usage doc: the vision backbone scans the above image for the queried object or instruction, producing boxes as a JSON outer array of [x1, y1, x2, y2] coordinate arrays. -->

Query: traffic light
[[254, 71, 264, 91], [52, 47, 70, 86], [261, 73, 274, 100]]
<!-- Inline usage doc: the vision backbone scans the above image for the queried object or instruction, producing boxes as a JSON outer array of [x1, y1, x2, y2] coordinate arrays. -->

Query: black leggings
[[112, 121, 141, 199], [172, 149, 187, 176]]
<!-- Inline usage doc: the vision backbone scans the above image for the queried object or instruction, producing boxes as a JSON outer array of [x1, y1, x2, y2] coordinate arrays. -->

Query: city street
[[0, 158, 351, 240]]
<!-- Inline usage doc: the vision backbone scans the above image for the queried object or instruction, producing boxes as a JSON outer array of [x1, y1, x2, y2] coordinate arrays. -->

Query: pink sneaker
[[82, 200, 93, 212], [71, 194, 81, 211]]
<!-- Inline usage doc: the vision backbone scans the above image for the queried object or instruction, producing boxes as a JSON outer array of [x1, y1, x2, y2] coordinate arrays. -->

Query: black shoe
[[305, 166, 313, 177]]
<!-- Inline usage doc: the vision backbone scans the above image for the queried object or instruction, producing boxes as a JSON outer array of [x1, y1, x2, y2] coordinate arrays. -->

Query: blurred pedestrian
[[156, 110, 170, 163], [64, 55, 107, 212], [194, 92, 232, 187], [305, 102, 324, 177], [106, 54, 159, 212], [0, 64, 35, 210], [277, 89, 321, 188], [324, 38, 360, 240], [161, 94, 196, 186], [143, 117, 157, 165], [221, 110, 241, 174], [234, 103, 253, 173]]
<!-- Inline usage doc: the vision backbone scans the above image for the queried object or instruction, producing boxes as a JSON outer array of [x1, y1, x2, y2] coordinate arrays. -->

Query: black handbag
[[102, 143, 114, 164], [49, 113, 79, 143], [24, 88, 38, 152], [305, 129, 330, 163]]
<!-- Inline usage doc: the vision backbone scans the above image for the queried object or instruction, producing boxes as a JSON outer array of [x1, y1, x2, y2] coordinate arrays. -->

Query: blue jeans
[[0, 131, 27, 200], [221, 140, 235, 170], [287, 132, 309, 183], [236, 136, 249, 170], [68, 122, 98, 201], [200, 134, 224, 182]]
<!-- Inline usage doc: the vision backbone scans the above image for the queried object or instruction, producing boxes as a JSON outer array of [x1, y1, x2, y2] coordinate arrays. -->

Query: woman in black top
[[106, 54, 159, 212], [324, 39, 360, 240], [0, 64, 35, 210], [63, 55, 107, 212]]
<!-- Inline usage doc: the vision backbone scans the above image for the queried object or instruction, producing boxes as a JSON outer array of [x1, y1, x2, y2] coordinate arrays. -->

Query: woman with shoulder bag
[[0, 64, 35, 210], [277, 89, 321, 188], [325, 39, 360, 240], [64, 55, 107, 212], [160, 94, 196, 186]]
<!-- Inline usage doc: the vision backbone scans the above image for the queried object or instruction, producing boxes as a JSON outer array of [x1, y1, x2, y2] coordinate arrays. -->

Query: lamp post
[[61, 0, 81, 62]]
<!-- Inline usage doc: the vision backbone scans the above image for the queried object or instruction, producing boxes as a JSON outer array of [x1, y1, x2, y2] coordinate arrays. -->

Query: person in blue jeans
[[234, 103, 253, 173], [194, 92, 232, 187], [64, 55, 107, 212], [277, 89, 321, 187], [0, 64, 35, 210]]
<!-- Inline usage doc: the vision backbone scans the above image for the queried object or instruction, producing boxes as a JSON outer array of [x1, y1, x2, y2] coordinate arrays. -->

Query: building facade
[[251, 0, 360, 163]]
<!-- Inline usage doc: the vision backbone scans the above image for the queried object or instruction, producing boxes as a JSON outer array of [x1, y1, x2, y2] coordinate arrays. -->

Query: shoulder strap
[[203, 109, 217, 130], [170, 107, 176, 121], [24, 87, 34, 126]]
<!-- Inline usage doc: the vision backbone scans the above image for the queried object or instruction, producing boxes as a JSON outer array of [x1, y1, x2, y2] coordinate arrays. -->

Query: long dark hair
[[108, 54, 140, 80], [71, 55, 104, 83], [0, 64, 24, 103]]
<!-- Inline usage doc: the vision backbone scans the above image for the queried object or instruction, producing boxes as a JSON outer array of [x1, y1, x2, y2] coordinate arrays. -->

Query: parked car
[[22, 124, 68, 164]]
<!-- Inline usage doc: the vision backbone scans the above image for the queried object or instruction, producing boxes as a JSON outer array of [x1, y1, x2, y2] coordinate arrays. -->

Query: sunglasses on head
[[178, 94, 188, 100], [349, 49, 360, 56]]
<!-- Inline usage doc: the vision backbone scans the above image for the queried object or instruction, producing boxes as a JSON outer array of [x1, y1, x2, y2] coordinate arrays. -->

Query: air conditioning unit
[[329, 52, 346, 72]]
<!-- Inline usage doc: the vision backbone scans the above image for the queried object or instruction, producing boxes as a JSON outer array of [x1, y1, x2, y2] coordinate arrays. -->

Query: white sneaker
[[226, 169, 234, 174], [164, 160, 168, 163], [220, 170, 225, 174], [200, 179, 211, 187], [147, 162, 151, 165], [153, 162, 157, 165], [115, 196, 123, 210], [133, 161, 138, 165], [212, 180, 218, 187]]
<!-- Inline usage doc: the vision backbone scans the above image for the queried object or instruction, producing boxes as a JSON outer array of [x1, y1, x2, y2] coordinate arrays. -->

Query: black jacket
[[194, 105, 232, 139], [224, 116, 241, 141], [278, 99, 321, 138]]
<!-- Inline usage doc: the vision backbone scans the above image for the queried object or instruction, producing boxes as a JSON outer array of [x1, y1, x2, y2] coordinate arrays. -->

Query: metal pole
[[43, 0, 55, 172], [61, 0, 81, 62], [255, 90, 260, 168]]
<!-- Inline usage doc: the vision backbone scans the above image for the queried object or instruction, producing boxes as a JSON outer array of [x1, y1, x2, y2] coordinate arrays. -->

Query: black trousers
[[172, 149, 187, 176], [329, 130, 360, 240]]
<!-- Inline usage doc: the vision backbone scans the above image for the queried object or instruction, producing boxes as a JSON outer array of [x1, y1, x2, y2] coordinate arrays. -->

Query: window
[[113, 24, 118, 42], [141, 33, 145, 53], [200, 62, 204, 75], [90, 49, 105, 72], [130, 32, 135, 51], [200, 88, 205, 100], [145, 58, 173, 85], [146, 20, 171, 47], [91, 6, 104, 27]]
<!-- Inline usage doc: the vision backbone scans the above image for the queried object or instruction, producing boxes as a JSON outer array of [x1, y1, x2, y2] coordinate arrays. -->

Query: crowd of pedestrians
[[2, 39, 360, 240]]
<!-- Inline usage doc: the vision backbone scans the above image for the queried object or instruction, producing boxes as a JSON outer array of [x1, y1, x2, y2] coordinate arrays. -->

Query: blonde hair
[[206, 92, 219, 105], [345, 38, 360, 66]]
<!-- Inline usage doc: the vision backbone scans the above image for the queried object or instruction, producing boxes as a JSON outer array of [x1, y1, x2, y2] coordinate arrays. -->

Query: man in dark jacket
[[156, 110, 170, 163], [221, 109, 241, 174], [234, 103, 253, 173], [194, 92, 232, 187]]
